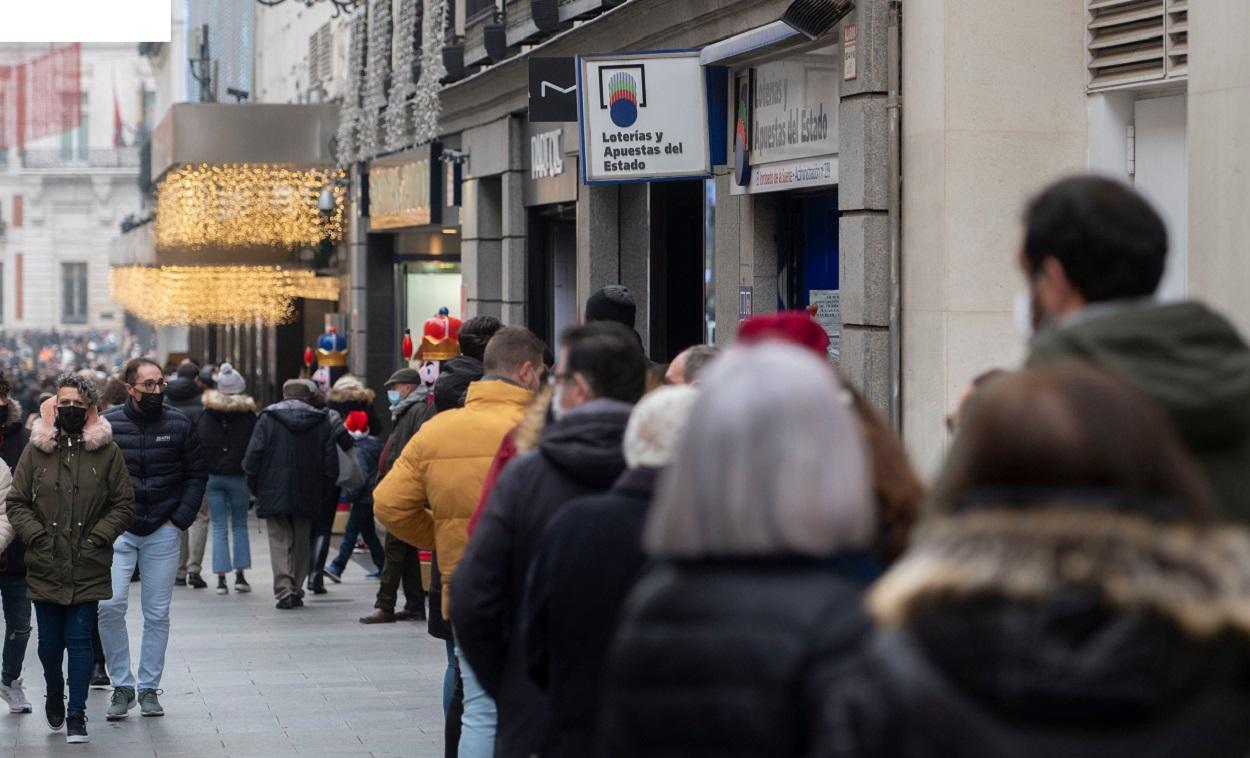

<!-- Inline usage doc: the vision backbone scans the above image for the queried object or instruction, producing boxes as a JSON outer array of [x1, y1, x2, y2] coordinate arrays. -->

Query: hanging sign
[[369, 142, 444, 229], [577, 50, 712, 184]]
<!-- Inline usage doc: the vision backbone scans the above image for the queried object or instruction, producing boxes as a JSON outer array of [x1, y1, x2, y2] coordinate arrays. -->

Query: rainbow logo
[[608, 71, 640, 128]]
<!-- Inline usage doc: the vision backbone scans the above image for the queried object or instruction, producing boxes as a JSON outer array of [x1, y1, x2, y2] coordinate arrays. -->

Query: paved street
[[0, 521, 446, 757]]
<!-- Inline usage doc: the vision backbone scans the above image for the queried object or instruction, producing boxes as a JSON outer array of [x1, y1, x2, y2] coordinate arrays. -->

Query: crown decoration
[[317, 326, 350, 367], [415, 310, 461, 362]]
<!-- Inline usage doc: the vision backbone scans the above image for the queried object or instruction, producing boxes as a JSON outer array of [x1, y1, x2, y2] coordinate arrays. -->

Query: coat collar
[[30, 397, 113, 452], [464, 379, 534, 408]]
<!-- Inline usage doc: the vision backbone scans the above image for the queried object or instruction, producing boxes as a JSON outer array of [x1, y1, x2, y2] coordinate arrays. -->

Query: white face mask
[[1013, 289, 1034, 339], [550, 383, 567, 422]]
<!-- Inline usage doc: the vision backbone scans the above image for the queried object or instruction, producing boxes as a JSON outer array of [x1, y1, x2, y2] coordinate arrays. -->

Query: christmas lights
[[109, 265, 340, 326], [154, 164, 346, 251], [412, 0, 448, 145], [336, 16, 369, 164]]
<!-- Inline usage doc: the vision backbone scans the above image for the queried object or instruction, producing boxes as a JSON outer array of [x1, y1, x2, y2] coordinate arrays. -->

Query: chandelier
[[110, 265, 340, 327], [254, 0, 361, 18]]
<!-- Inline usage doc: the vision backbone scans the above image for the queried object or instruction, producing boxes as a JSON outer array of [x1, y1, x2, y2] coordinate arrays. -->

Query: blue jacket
[[103, 399, 208, 536], [342, 433, 383, 507]]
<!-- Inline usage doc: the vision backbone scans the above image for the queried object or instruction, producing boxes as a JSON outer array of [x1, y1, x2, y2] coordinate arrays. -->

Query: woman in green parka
[[5, 373, 134, 744]]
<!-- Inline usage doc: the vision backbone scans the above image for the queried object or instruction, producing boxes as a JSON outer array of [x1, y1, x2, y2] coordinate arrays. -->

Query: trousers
[[98, 523, 181, 691], [177, 501, 210, 578], [33, 600, 96, 715], [375, 533, 424, 612], [266, 516, 311, 601]]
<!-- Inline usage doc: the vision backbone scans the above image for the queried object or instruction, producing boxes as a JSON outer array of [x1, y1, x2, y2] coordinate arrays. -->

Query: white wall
[[254, 1, 347, 104]]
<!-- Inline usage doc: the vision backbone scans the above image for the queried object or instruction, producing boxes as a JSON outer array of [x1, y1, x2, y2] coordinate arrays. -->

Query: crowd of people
[[0, 174, 1245, 754]]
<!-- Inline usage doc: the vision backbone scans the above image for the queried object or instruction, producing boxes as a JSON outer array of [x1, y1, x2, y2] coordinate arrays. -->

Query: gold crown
[[417, 336, 460, 362]]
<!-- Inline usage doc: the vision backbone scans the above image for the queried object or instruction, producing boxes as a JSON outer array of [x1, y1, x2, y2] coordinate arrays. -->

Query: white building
[[0, 42, 153, 332]]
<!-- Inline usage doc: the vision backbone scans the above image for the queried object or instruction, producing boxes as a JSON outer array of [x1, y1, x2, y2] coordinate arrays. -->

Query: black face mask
[[57, 405, 87, 435], [136, 391, 164, 416]]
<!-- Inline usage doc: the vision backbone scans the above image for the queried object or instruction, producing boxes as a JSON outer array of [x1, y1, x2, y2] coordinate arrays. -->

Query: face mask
[[387, 390, 402, 407], [57, 405, 87, 435], [1013, 289, 1034, 339], [137, 391, 164, 416], [550, 383, 567, 422]]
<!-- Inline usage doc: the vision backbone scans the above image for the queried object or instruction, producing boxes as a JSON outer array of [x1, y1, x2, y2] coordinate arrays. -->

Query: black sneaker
[[216, 575, 229, 595], [89, 662, 110, 689], [45, 690, 65, 731], [66, 714, 88, 744], [275, 596, 295, 610], [187, 573, 208, 589], [234, 572, 251, 593], [292, 595, 304, 608], [174, 577, 187, 587]]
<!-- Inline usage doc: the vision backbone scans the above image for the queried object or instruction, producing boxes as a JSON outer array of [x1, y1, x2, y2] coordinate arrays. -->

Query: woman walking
[[6, 373, 134, 744], [196, 363, 258, 595]]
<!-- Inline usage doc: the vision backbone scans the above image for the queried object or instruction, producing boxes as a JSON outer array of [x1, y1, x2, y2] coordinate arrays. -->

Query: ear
[[1038, 256, 1084, 313]]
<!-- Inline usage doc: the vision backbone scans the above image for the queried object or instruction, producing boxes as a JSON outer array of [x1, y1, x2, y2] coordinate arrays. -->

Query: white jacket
[[0, 461, 13, 553]]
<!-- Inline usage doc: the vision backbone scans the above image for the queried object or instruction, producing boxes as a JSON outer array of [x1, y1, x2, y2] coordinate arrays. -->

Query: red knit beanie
[[344, 410, 369, 434], [736, 311, 830, 357]]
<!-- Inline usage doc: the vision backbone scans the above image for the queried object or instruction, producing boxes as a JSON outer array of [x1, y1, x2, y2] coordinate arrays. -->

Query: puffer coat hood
[[1028, 301, 1250, 521], [538, 399, 633, 490], [837, 499, 1250, 758], [197, 390, 258, 476], [163, 376, 204, 426]]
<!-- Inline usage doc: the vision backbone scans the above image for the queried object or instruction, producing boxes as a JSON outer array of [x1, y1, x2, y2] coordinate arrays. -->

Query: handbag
[[336, 445, 366, 490]]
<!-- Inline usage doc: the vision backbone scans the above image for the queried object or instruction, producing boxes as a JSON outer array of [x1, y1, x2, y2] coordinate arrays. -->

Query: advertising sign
[[529, 57, 579, 123], [577, 51, 712, 184], [524, 123, 578, 206], [369, 143, 443, 229]]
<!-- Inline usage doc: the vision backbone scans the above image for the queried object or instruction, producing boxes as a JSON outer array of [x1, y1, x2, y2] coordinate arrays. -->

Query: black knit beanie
[[584, 285, 637, 329]]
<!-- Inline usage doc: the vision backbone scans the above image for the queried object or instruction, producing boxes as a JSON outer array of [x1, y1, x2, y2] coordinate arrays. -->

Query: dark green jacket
[[6, 402, 135, 605], [1028, 301, 1250, 522]]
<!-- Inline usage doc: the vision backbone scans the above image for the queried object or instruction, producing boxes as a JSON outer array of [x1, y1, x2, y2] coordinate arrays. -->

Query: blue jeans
[[0, 575, 31, 685], [33, 601, 96, 716], [444, 638, 456, 717], [331, 499, 385, 573], [98, 523, 180, 690], [455, 640, 497, 758], [207, 474, 251, 574]]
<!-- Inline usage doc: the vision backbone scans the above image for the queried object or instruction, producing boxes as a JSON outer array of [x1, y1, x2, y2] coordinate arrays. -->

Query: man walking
[[375, 326, 545, 758], [452, 321, 647, 758], [243, 379, 338, 610], [168, 362, 210, 589], [99, 358, 207, 720]]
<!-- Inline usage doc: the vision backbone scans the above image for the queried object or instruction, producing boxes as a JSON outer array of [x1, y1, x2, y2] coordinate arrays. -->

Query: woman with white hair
[[521, 385, 701, 758], [596, 343, 881, 757]]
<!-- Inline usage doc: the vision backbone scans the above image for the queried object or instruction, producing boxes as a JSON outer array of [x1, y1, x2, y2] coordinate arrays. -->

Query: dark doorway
[[777, 190, 840, 310], [527, 204, 577, 348], [649, 181, 705, 362]]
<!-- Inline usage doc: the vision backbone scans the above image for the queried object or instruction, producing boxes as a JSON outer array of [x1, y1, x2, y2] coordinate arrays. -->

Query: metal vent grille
[[781, 0, 855, 41], [1088, 0, 1187, 91], [309, 23, 334, 86]]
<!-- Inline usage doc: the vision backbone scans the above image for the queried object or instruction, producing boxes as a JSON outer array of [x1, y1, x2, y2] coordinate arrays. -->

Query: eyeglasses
[[546, 372, 573, 388], [131, 379, 168, 392]]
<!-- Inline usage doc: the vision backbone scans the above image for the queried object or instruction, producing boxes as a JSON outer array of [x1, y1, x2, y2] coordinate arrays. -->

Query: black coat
[[597, 555, 881, 758], [434, 355, 484, 413], [103, 399, 207, 536], [832, 503, 1250, 758], [0, 400, 29, 576], [522, 467, 657, 758], [163, 377, 204, 427], [342, 433, 383, 507], [452, 399, 633, 758], [242, 398, 338, 521], [196, 391, 258, 476]]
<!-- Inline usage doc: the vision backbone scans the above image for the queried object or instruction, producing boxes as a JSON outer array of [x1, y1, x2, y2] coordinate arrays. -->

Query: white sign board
[[577, 51, 711, 184], [810, 289, 841, 362], [749, 45, 839, 165], [732, 156, 840, 196]]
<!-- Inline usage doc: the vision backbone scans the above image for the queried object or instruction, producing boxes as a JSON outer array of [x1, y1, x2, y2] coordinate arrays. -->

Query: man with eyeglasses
[[98, 358, 206, 721]]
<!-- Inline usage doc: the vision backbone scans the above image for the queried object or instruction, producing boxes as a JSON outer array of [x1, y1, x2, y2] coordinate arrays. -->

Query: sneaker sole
[[66, 734, 89, 744], [216, 589, 228, 595], [106, 703, 135, 721], [47, 720, 64, 731], [9, 705, 31, 713], [234, 586, 251, 593], [140, 710, 164, 717], [89, 684, 110, 690]]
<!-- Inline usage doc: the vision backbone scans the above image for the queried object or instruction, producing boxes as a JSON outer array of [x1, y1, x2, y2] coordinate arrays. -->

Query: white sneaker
[[0, 678, 32, 713]]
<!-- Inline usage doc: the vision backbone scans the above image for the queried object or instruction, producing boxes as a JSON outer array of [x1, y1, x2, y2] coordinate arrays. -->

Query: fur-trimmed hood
[[2, 398, 22, 429], [202, 389, 258, 414], [30, 396, 113, 452], [328, 376, 374, 405], [870, 505, 1250, 640]]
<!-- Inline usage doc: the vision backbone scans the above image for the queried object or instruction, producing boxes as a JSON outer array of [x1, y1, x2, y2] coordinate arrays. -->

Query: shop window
[[61, 261, 88, 324]]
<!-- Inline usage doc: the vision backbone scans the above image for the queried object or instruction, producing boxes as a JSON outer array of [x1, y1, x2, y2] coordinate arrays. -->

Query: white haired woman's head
[[624, 385, 699, 469]]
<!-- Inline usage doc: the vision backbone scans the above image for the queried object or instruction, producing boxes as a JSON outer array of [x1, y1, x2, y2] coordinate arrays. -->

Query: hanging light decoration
[[153, 163, 346, 251], [110, 265, 340, 327]]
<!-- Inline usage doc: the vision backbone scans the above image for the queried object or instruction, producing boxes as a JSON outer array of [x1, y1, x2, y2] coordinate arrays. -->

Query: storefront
[[523, 121, 579, 347]]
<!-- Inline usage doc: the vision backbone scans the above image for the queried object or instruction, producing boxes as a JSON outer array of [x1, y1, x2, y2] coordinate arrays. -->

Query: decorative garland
[[359, 0, 393, 160], [412, 0, 448, 146], [336, 15, 368, 165], [384, 0, 421, 152]]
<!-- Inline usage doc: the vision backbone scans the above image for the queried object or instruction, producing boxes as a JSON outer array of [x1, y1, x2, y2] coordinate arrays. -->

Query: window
[[61, 262, 87, 324]]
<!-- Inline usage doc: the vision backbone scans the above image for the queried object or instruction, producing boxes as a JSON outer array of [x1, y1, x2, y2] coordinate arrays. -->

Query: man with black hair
[[1023, 175, 1250, 521], [452, 321, 648, 758], [432, 315, 504, 413]]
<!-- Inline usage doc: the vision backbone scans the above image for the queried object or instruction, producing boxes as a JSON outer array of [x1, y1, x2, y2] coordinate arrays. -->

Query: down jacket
[[103, 398, 207, 536], [242, 398, 338, 520], [6, 399, 135, 605], [0, 399, 29, 576], [373, 379, 533, 619], [196, 390, 258, 476]]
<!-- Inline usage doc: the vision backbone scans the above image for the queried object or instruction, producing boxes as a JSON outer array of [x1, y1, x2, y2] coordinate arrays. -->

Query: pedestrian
[[242, 379, 338, 610], [452, 321, 648, 758], [375, 326, 546, 758], [361, 367, 430, 625], [1021, 175, 1250, 521], [324, 410, 385, 580], [195, 362, 258, 595], [168, 361, 210, 590], [326, 373, 384, 446], [663, 344, 717, 385], [522, 385, 699, 758], [307, 388, 354, 596], [431, 315, 504, 413], [594, 343, 878, 757], [840, 364, 1250, 757], [0, 372, 32, 715], [98, 358, 206, 721], [6, 373, 135, 744]]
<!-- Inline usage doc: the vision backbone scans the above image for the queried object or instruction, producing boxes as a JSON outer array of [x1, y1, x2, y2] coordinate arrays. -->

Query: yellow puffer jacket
[[374, 379, 532, 619]]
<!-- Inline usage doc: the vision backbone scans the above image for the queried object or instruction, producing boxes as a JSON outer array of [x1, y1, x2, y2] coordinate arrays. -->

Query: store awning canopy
[[149, 103, 338, 183], [699, 20, 802, 66]]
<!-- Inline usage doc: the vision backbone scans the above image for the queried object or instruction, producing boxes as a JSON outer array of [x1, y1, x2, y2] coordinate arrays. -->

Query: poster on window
[[810, 289, 840, 362]]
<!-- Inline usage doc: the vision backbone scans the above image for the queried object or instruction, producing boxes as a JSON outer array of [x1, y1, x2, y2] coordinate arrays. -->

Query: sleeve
[[0, 462, 14, 553], [171, 420, 208, 530], [90, 447, 136, 546], [323, 423, 340, 489], [521, 529, 555, 691], [450, 462, 524, 698], [243, 413, 272, 495], [803, 607, 883, 758], [5, 448, 45, 548], [372, 430, 434, 548]]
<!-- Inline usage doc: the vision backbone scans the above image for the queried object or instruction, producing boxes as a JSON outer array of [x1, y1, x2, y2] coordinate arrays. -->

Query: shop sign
[[577, 51, 712, 184], [525, 123, 577, 206], [738, 286, 753, 323], [369, 143, 443, 229], [733, 155, 839, 195], [531, 129, 565, 179], [810, 289, 841, 362], [530, 57, 579, 123]]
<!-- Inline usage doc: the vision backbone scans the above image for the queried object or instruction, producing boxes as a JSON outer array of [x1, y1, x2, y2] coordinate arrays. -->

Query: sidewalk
[[0, 520, 446, 757]]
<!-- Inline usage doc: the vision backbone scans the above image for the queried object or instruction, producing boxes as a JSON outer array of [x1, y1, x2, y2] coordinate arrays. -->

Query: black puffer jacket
[[832, 503, 1250, 758], [434, 355, 484, 413], [453, 398, 633, 758], [163, 376, 204, 427], [598, 555, 881, 758], [242, 398, 338, 520], [103, 399, 207, 536], [196, 390, 258, 476], [0, 399, 29, 576]]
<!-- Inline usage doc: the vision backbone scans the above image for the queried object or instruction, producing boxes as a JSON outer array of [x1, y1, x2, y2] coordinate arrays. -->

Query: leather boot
[[307, 534, 330, 594]]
